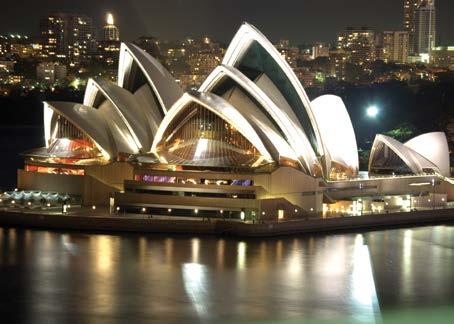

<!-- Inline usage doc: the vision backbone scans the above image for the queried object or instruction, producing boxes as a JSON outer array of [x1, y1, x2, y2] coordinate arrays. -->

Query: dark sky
[[1, 0, 453, 45]]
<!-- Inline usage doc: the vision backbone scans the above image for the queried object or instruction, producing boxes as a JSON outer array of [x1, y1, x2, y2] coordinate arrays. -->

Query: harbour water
[[1, 225, 454, 323]]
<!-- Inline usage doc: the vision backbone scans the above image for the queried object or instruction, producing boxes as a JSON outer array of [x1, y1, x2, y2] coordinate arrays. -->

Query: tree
[[384, 122, 417, 142]]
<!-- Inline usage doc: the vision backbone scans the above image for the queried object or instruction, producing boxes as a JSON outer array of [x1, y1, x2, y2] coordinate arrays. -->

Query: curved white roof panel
[[201, 71, 298, 163], [44, 102, 113, 159], [118, 42, 183, 114], [151, 92, 273, 162], [369, 134, 443, 175], [96, 100, 141, 155], [84, 78, 154, 151], [311, 95, 359, 177], [200, 65, 319, 171], [222, 22, 324, 159], [405, 132, 450, 177]]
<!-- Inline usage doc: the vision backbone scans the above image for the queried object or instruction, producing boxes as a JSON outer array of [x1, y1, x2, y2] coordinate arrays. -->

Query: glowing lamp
[[106, 13, 114, 25], [366, 106, 379, 118]]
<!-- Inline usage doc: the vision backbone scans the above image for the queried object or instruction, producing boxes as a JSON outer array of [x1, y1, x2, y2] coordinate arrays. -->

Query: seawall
[[0, 209, 453, 237]]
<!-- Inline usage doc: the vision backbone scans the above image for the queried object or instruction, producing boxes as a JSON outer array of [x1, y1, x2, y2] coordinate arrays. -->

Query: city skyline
[[0, 0, 453, 45]]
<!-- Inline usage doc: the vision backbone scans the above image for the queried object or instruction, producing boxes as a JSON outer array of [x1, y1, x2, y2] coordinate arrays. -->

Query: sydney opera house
[[17, 23, 454, 220]]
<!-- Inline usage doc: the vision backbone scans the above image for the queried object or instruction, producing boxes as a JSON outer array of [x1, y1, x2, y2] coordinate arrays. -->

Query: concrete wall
[[115, 191, 259, 211], [258, 198, 310, 221], [17, 169, 119, 206], [83, 176, 118, 206], [326, 175, 454, 201], [86, 162, 134, 190], [17, 169, 85, 195], [254, 167, 322, 212]]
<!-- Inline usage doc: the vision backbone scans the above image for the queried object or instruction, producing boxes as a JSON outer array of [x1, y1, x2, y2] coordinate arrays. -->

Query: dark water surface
[[1, 225, 454, 323]]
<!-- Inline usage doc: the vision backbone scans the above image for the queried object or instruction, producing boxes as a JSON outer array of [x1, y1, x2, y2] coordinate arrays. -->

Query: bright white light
[[182, 263, 208, 318], [106, 13, 114, 25], [240, 211, 245, 220], [194, 138, 208, 159], [366, 106, 379, 118], [278, 210, 284, 220]]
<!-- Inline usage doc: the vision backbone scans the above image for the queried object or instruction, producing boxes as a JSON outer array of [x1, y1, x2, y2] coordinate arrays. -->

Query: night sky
[[1, 0, 453, 44]]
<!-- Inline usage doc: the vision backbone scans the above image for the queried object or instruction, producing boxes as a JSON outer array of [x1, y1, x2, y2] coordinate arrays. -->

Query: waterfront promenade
[[0, 206, 453, 237]]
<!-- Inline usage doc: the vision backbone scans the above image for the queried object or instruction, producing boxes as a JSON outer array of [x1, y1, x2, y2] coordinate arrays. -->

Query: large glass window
[[369, 142, 412, 175], [156, 103, 269, 168]]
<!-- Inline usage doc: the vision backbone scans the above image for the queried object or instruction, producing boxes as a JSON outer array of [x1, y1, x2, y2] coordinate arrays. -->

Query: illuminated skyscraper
[[39, 12, 96, 64], [103, 13, 120, 42], [98, 13, 121, 66], [404, 0, 435, 54], [413, 0, 436, 56]]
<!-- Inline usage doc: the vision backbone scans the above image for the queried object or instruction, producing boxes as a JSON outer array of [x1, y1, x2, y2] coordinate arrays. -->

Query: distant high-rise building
[[382, 31, 410, 63], [103, 13, 120, 41], [98, 13, 121, 66], [36, 62, 67, 83], [404, 1, 425, 33], [404, 0, 435, 54], [337, 27, 375, 65], [311, 43, 330, 60], [329, 49, 349, 80], [39, 12, 96, 64], [413, 0, 436, 56]]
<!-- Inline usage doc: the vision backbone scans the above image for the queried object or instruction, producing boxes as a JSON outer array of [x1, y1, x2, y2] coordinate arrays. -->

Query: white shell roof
[[84, 78, 153, 151], [44, 101, 113, 159], [311, 95, 359, 176], [369, 134, 447, 176], [151, 92, 273, 162], [405, 132, 450, 177], [221, 22, 325, 160], [200, 65, 314, 170], [118, 42, 183, 114]]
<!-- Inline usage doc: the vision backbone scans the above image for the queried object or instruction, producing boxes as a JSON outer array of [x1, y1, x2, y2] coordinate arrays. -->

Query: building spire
[[107, 13, 114, 25]]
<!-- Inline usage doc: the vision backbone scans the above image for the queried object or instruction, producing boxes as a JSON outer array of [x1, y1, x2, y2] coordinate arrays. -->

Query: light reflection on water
[[1, 225, 454, 323]]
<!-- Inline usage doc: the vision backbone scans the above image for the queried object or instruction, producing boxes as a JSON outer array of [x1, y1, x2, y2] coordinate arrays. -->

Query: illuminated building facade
[[39, 12, 96, 64], [413, 0, 436, 56], [382, 31, 410, 63], [103, 13, 120, 41], [312, 43, 330, 60], [337, 27, 375, 65], [36, 62, 67, 84], [98, 13, 121, 66], [404, 0, 435, 53], [431, 46, 454, 70], [18, 23, 454, 220]]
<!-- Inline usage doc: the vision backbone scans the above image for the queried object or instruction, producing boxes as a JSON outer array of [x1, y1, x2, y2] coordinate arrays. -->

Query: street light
[[366, 106, 379, 118]]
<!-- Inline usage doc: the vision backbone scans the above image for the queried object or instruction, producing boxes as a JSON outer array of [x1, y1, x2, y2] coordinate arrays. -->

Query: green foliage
[[384, 122, 417, 142]]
